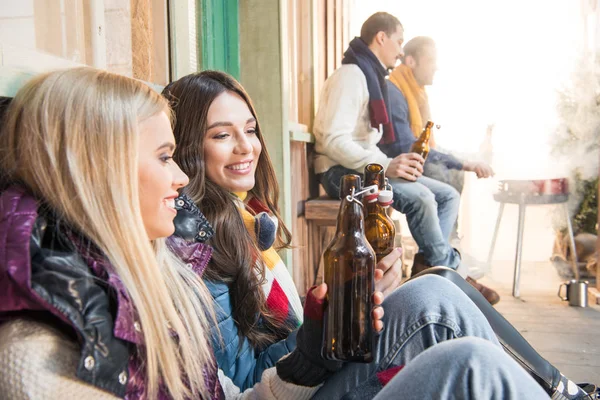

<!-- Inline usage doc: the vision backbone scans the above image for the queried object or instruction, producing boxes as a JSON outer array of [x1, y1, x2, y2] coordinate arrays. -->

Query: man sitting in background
[[382, 36, 494, 256], [313, 12, 500, 304], [383, 36, 494, 189]]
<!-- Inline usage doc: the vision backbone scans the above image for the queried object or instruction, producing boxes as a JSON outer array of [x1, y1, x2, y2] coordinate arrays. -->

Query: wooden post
[[597, 158, 600, 292], [64, 0, 88, 65], [131, 0, 153, 82], [594, 153, 600, 303], [33, 0, 63, 57]]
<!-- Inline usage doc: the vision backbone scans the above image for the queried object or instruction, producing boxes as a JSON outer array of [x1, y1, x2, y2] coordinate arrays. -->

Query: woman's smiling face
[[138, 111, 189, 240], [203, 91, 262, 193]]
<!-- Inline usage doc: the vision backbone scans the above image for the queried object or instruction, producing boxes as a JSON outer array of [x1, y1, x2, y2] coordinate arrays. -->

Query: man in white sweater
[[313, 12, 500, 304]]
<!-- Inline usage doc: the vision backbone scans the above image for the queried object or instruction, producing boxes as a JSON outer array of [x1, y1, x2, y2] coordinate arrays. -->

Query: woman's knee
[[384, 274, 459, 308], [433, 337, 502, 366], [382, 274, 493, 332]]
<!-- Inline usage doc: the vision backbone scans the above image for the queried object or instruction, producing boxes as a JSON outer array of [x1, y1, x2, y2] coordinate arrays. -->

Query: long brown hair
[[163, 71, 293, 349]]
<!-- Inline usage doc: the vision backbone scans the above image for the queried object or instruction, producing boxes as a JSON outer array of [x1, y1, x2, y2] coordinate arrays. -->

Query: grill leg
[[486, 202, 505, 268], [513, 199, 526, 298], [563, 203, 580, 281]]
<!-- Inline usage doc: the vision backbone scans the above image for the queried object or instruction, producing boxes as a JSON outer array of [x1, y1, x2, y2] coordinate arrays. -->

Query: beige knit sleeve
[[217, 366, 320, 400], [0, 319, 119, 400]]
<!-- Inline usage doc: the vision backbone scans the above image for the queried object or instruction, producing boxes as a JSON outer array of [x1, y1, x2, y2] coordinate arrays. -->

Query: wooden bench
[[288, 123, 342, 292], [289, 124, 411, 293], [305, 195, 340, 286]]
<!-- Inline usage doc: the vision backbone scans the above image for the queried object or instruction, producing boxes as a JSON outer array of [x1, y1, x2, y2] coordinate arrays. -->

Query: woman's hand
[[375, 247, 403, 298], [277, 277, 387, 386], [311, 280, 385, 333]]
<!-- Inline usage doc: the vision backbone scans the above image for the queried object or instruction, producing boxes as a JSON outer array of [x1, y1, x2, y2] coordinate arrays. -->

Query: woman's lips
[[163, 197, 177, 214], [226, 160, 253, 174]]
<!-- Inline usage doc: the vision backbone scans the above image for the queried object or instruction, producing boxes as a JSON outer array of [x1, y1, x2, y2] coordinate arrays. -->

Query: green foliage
[[572, 175, 598, 235], [551, 56, 599, 235]]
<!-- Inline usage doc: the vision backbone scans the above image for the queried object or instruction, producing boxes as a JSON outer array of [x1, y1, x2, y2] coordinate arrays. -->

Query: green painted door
[[199, 0, 240, 80]]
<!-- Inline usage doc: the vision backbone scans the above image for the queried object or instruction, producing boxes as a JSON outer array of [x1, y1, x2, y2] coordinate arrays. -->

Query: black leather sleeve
[[29, 217, 130, 398]]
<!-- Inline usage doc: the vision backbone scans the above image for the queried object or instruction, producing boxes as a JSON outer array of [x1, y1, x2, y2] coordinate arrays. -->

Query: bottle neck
[[364, 169, 387, 215], [336, 197, 366, 236], [365, 198, 384, 214], [419, 121, 434, 142], [420, 128, 431, 142]]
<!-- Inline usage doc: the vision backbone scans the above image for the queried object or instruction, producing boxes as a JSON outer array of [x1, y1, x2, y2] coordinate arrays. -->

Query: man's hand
[[374, 247, 403, 297], [463, 161, 494, 179], [386, 153, 425, 181]]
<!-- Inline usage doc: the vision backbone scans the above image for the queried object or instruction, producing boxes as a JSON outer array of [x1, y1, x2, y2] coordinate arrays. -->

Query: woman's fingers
[[372, 306, 385, 332], [372, 305, 384, 320], [377, 248, 402, 272], [310, 283, 328, 300], [375, 258, 403, 296], [373, 290, 384, 306]]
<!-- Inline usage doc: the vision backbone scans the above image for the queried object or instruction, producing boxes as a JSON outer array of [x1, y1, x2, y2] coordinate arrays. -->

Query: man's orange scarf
[[389, 64, 436, 147]]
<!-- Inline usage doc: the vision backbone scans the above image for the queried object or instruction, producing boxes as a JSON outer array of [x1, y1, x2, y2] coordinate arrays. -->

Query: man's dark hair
[[360, 12, 402, 45], [401, 36, 436, 63]]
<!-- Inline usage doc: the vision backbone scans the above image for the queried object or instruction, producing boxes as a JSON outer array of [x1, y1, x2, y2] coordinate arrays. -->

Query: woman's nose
[[172, 162, 190, 189], [234, 132, 253, 154]]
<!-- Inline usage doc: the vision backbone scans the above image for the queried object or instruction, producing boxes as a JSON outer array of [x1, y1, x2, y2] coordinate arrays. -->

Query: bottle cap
[[378, 189, 393, 207], [360, 184, 379, 203], [364, 192, 379, 203]]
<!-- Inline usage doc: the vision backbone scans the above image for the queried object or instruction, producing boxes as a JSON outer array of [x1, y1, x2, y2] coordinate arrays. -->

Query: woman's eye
[[247, 128, 257, 135], [160, 155, 173, 163], [213, 132, 229, 140]]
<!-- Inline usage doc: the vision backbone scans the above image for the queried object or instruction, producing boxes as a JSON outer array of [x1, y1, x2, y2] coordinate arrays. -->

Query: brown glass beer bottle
[[363, 163, 396, 263], [410, 120, 434, 161], [321, 174, 376, 362]]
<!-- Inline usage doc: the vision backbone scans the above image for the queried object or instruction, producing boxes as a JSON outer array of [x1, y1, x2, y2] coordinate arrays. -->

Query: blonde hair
[[0, 68, 216, 399]]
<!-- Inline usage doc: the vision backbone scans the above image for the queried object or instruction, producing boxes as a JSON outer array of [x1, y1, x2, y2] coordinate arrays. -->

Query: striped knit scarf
[[234, 192, 303, 327], [342, 37, 396, 145]]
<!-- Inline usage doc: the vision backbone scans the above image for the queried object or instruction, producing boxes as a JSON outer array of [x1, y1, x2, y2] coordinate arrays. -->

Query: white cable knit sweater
[[313, 64, 392, 174]]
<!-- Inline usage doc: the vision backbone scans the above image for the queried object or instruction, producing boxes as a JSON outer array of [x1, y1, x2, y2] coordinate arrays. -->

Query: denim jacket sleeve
[[251, 329, 297, 387], [206, 279, 298, 391]]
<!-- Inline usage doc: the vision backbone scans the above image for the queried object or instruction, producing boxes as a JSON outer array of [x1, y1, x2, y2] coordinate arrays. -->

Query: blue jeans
[[373, 337, 549, 399], [312, 275, 512, 399], [320, 165, 461, 269], [423, 162, 465, 241]]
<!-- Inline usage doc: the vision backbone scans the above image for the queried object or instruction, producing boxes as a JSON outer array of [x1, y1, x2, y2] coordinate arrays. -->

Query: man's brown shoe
[[466, 277, 501, 305]]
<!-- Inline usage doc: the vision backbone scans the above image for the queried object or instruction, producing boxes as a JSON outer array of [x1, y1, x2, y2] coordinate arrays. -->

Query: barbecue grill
[[486, 177, 578, 297]]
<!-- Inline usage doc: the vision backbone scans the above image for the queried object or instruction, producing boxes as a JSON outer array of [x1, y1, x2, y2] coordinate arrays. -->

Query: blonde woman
[[0, 67, 220, 399]]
